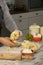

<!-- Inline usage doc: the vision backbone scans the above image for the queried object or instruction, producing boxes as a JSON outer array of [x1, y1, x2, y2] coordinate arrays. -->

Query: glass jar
[[29, 23, 40, 35]]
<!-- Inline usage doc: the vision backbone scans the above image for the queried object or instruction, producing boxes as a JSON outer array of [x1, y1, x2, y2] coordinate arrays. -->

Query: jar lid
[[29, 23, 40, 29]]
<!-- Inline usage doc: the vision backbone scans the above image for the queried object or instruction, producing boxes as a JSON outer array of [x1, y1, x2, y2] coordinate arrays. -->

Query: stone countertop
[[0, 41, 43, 65]]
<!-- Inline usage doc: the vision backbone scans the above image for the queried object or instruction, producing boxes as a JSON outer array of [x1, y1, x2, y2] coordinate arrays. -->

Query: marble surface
[[0, 41, 43, 65]]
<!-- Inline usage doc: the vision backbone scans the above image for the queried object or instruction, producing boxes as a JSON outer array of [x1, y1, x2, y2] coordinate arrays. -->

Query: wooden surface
[[0, 41, 43, 65]]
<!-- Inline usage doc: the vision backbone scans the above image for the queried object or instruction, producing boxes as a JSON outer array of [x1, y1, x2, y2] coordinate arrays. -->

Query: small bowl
[[33, 37, 42, 42]]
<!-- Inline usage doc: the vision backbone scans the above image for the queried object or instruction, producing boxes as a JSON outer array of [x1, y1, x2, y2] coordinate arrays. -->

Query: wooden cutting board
[[0, 47, 22, 60]]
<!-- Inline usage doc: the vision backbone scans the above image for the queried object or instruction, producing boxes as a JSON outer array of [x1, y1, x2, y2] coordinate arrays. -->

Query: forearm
[[0, 37, 8, 45], [0, 37, 3, 43], [0, 37, 16, 46], [0, 0, 18, 32], [4, 13, 18, 32], [0, 37, 5, 43]]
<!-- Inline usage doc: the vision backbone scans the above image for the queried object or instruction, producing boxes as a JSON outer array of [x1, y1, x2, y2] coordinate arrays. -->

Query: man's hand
[[0, 37, 17, 47]]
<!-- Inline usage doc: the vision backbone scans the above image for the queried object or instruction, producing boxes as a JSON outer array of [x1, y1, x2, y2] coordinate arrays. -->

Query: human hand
[[0, 37, 17, 47]]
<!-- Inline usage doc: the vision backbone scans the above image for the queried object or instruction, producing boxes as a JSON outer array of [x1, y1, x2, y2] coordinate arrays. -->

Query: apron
[[0, 9, 10, 47], [0, 7, 3, 46], [0, 24, 3, 47]]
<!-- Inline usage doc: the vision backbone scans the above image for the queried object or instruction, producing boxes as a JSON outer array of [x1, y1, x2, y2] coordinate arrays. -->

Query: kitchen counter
[[0, 41, 43, 65]]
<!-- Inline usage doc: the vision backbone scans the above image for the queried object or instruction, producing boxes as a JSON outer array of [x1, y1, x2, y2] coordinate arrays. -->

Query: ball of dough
[[21, 40, 41, 52], [10, 30, 22, 41]]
